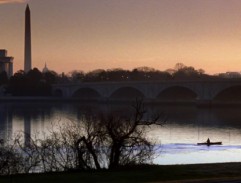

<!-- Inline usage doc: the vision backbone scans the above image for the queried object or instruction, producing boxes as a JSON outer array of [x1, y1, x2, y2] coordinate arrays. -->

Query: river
[[0, 101, 241, 165]]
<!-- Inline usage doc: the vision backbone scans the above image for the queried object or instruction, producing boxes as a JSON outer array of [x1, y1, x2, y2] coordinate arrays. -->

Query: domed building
[[0, 50, 13, 77], [42, 63, 49, 73]]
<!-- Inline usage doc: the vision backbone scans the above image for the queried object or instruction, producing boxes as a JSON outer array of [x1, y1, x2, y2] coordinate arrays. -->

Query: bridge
[[52, 80, 241, 104]]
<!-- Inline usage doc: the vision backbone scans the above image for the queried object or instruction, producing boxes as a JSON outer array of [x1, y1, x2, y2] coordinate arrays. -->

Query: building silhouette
[[42, 62, 49, 73], [24, 4, 32, 73], [0, 50, 13, 77]]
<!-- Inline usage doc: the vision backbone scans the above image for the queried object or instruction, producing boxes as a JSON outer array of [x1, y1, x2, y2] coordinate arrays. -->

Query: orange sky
[[1, 0, 241, 74]]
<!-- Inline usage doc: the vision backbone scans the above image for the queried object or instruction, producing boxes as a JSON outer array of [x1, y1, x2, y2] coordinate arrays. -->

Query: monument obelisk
[[24, 4, 32, 73]]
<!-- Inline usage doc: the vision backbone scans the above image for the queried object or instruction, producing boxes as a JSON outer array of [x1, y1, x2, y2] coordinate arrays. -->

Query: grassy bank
[[1, 163, 241, 183]]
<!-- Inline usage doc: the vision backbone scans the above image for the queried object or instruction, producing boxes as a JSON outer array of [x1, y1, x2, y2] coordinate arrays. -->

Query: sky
[[1, 0, 241, 74]]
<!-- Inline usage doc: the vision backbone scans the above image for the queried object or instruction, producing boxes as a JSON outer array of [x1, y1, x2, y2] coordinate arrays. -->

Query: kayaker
[[207, 138, 210, 144]]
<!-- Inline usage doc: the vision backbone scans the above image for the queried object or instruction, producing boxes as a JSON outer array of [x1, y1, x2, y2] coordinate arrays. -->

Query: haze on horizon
[[1, 0, 241, 74]]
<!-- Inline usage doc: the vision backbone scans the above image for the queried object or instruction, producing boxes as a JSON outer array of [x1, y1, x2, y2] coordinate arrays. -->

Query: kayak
[[197, 142, 222, 146]]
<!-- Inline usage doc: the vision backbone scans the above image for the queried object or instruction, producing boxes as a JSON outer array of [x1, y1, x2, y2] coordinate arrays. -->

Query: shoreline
[[0, 96, 240, 106], [1, 162, 241, 183]]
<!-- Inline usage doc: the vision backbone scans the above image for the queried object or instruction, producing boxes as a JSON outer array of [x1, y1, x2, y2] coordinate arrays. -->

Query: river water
[[1, 102, 241, 165]]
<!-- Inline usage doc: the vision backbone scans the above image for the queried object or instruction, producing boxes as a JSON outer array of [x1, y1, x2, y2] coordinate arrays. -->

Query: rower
[[207, 138, 210, 144]]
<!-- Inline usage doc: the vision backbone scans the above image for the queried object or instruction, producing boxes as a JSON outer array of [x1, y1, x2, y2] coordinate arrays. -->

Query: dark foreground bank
[[1, 163, 241, 183]]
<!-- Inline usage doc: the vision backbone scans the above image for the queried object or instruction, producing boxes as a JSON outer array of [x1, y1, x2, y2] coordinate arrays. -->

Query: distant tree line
[[66, 63, 240, 82], [6, 68, 59, 96], [69, 63, 211, 82], [0, 63, 239, 96]]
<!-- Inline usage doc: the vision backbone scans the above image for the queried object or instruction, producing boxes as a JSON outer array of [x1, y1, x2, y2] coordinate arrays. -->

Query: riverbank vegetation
[[0, 101, 163, 175]]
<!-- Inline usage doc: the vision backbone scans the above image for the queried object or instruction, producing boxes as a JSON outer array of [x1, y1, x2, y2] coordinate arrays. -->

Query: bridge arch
[[53, 88, 63, 97], [109, 87, 145, 99], [72, 87, 102, 99], [156, 86, 198, 101], [213, 85, 241, 101]]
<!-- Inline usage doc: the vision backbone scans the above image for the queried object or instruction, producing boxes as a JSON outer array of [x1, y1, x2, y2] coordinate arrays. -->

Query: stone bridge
[[52, 80, 241, 103]]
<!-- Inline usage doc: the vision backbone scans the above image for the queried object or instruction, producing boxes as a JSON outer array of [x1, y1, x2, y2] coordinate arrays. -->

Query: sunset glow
[[1, 0, 241, 74]]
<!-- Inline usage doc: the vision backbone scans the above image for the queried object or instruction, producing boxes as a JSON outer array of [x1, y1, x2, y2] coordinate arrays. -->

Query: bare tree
[[103, 100, 161, 169], [0, 144, 23, 175], [74, 99, 163, 169]]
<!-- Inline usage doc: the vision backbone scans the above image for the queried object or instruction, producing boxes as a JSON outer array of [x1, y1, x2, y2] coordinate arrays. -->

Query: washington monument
[[24, 4, 32, 73]]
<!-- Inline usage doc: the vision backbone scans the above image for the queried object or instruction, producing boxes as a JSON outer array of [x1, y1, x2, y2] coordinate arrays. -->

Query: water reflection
[[24, 115, 31, 147], [0, 104, 12, 141], [0, 102, 241, 164]]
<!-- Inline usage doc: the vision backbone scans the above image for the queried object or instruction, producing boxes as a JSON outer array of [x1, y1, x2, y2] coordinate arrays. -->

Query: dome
[[42, 63, 49, 73]]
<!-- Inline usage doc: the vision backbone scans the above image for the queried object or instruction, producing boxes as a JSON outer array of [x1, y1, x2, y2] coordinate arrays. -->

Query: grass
[[1, 163, 241, 183]]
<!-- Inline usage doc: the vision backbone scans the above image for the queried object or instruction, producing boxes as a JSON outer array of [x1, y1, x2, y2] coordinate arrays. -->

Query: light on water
[[149, 121, 241, 164], [1, 102, 241, 165], [155, 148, 241, 165], [154, 144, 241, 165]]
